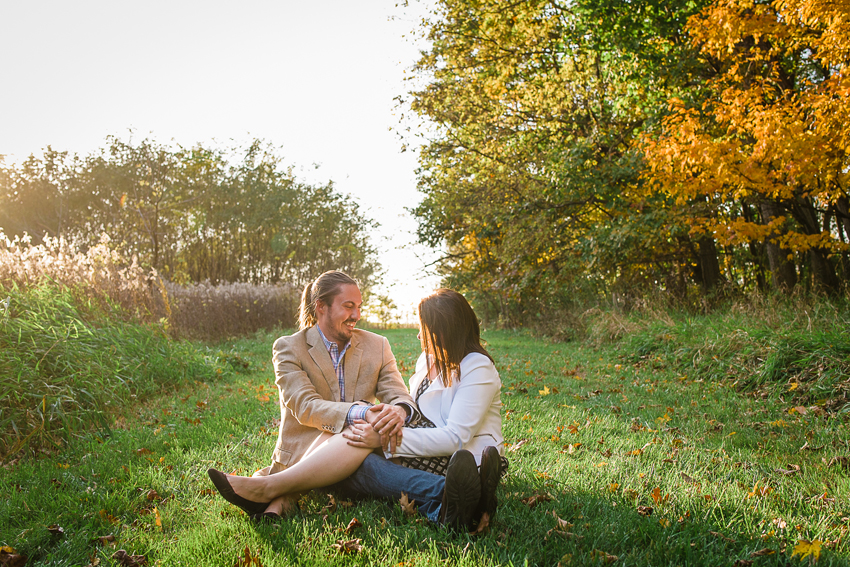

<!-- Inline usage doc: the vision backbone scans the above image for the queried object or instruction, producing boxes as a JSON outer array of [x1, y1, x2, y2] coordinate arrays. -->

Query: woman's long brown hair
[[419, 288, 493, 386]]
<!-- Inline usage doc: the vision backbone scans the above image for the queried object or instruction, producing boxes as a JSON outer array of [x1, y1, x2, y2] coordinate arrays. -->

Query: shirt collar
[[316, 324, 351, 354]]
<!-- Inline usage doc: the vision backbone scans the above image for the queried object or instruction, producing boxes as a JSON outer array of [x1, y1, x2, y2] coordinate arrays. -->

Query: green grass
[[1, 325, 849, 566], [0, 282, 230, 458]]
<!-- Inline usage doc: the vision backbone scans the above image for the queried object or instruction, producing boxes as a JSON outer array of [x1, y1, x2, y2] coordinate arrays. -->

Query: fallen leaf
[[470, 512, 491, 535], [624, 489, 639, 500], [135, 448, 153, 456], [0, 547, 27, 567], [553, 511, 573, 530], [232, 545, 262, 567], [680, 472, 697, 484], [788, 383, 799, 391], [546, 529, 583, 540], [399, 492, 417, 516], [344, 518, 362, 533], [650, 487, 669, 505], [775, 465, 801, 476], [99, 510, 120, 525], [146, 489, 161, 501], [323, 494, 337, 514], [521, 492, 553, 508], [507, 439, 529, 452], [589, 549, 618, 563], [772, 518, 788, 530], [732, 561, 753, 567], [95, 535, 116, 547], [608, 483, 619, 493], [659, 518, 671, 528], [154, 507, 162, 529], [600, 449, 613, 458], [539, 386, 550, 396], [331, 539, 363, 554], [637, 506, 653, 517], [791, 539, 821, 561], [111, 550, 147, 567], [558, 553, 573, 566], [749, 548, 775, 557]]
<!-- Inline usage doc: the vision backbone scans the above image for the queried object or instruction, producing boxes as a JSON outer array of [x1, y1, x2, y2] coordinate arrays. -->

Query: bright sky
[[0, 0, 440, 321]]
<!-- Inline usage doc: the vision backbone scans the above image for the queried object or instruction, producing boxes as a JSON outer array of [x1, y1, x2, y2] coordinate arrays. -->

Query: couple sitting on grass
[[208, 270, 507, 531]]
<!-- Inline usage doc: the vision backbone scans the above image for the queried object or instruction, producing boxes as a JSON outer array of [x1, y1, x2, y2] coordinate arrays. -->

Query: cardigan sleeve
[[391, 353, 499, 458]]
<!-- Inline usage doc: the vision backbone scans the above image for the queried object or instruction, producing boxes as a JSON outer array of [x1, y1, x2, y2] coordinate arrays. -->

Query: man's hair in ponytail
[[298, 271, 359, 330]]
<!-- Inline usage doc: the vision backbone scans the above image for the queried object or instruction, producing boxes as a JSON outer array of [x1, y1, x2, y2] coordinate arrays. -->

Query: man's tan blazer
[[264, 325, 415, 473]]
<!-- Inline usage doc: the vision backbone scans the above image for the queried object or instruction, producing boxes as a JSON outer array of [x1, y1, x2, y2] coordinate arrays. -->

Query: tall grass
[[0, 230, 299, 340], [0, 282, 225, 460], [163, 280, 297, 340]]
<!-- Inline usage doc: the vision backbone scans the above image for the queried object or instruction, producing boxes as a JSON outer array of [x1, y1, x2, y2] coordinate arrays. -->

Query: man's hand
[[364, 403, 405, 453]]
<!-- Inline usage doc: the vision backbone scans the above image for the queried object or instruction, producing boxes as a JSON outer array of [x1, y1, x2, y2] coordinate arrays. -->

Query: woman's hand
[[342, 420, 383, 449]]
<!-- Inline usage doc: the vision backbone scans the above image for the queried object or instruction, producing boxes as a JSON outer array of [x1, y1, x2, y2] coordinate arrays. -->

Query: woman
[[208, 288, 504, 526]]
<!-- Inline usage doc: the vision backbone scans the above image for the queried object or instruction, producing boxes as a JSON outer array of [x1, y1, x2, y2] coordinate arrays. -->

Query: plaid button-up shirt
[[317, 326, 370, 424]]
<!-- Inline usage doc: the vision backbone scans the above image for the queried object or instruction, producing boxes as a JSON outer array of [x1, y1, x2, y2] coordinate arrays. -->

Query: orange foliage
[[643, 0, 850, 258]]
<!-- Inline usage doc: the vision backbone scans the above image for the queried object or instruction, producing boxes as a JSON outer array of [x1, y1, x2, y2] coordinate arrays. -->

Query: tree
[[642, 0, 850, 292], [408, 0, 710, 323], [0, 137, 381, 292]]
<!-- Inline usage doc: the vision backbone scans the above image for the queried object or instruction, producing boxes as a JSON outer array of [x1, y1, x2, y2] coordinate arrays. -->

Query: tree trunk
[[759, 200, 797, 292], [791, 196, 839, 292], [696, 235, 723, 291]]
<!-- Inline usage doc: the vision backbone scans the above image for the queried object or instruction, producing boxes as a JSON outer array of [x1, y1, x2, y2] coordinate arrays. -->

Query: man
[[253, 270, 481, 527]]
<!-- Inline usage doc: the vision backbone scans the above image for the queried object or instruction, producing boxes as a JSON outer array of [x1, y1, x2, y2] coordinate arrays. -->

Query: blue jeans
[[330, 453, 445, 523]]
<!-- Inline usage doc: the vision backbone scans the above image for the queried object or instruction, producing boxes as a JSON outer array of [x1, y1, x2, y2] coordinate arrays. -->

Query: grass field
[[1, 327, 849, 566]]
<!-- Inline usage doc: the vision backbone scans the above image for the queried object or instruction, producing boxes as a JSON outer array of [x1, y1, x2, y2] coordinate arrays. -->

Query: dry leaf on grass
[[749, 548, 775, 557], [344, 518, 362, 533], [521, 492, 553, 508], [145, 489, 161, 501], [680, 472, 697, 484], [552, 511, 573, 530], [637, 506, 653, 517], [0, 547, 28, 567], [792, 539, 821, 562], [233, 546, 263, 567], [111, 550, 147, 567], [323, 494, 337, 514], [775, 464, 801, 476], [732, 560, 753, 567], [94, 534, 116, 547], [332, 539, 363, 554], [470, 512, 491, 535], [590, 549, 618, 563], [546, 529, 583, 541], [399, 492, 417, 516]]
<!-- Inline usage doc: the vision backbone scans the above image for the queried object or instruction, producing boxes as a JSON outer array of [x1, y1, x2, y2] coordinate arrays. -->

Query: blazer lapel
[[306, 326, 341, 401]]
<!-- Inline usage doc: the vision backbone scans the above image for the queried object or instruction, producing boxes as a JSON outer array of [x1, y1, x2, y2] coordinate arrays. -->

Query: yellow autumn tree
[[643, 0, 850, 292]]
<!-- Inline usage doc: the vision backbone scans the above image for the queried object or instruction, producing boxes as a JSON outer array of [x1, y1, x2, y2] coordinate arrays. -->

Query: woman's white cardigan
[[387, 351, 503, 465]]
